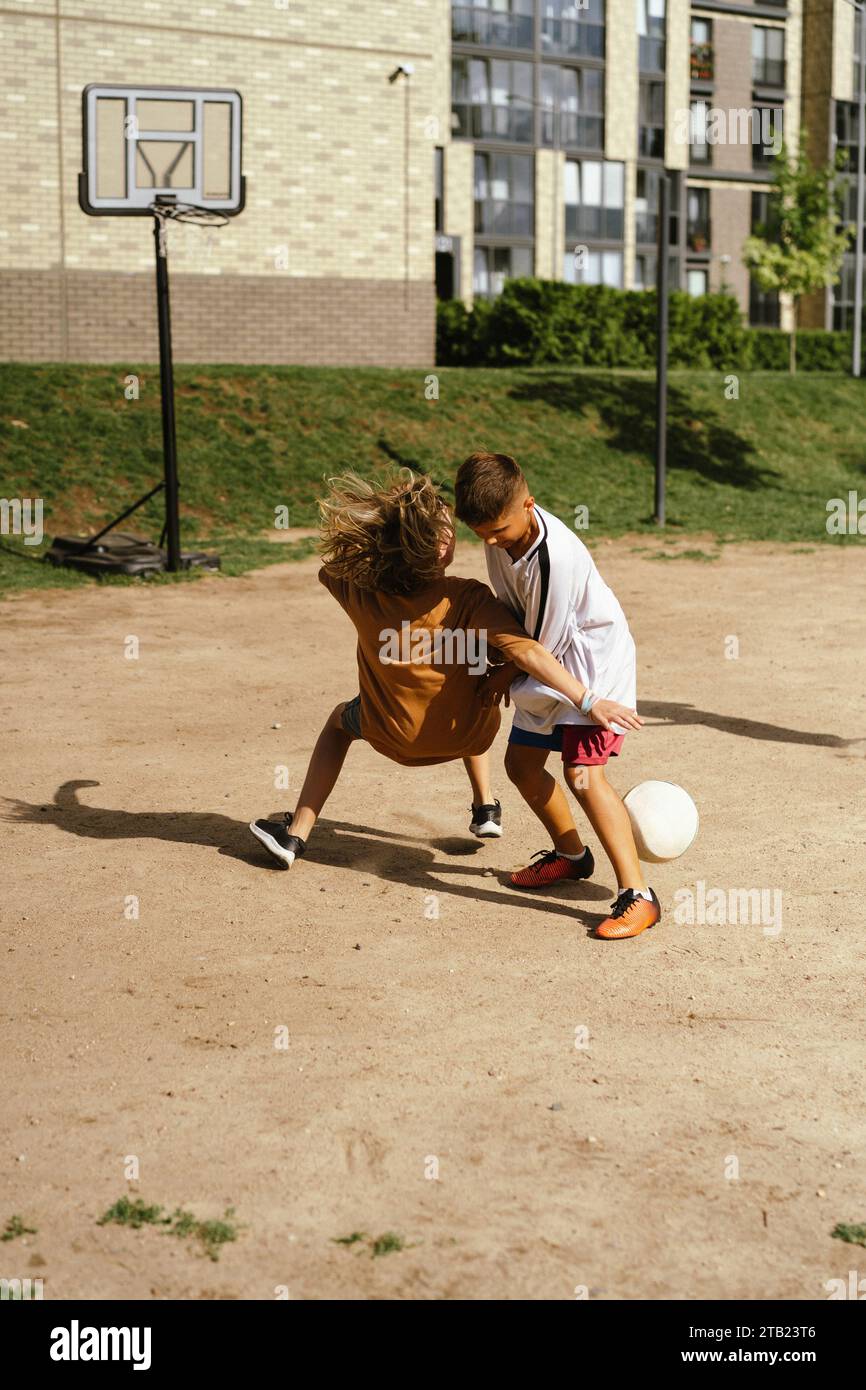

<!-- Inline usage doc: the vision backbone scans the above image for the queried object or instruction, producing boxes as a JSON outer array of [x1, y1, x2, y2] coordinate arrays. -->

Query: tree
[[742, 132, 852, 373]]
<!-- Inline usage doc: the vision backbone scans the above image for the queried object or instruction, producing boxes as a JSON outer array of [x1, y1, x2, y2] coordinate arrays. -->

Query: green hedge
[[436, 279, 852, 372]]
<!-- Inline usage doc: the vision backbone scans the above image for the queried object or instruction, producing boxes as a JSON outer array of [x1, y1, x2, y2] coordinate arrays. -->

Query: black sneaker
[[470, 799, 502, 839], [249, 815, 306, 868]]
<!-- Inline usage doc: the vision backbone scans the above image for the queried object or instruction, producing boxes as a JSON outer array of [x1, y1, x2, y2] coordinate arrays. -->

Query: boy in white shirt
[[455, 451, 661, 940]]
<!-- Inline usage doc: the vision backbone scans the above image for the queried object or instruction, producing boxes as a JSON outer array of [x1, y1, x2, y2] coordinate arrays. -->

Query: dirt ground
[[2, 537, 865, 1301]]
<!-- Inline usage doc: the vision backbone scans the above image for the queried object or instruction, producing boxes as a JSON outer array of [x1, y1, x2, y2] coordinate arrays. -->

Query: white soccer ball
[[624, 780, 699, 863]]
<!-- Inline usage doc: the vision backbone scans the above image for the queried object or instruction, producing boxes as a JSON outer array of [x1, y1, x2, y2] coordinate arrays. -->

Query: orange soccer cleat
[[510, 846, 594, 889], [595, 887, 661, 939]]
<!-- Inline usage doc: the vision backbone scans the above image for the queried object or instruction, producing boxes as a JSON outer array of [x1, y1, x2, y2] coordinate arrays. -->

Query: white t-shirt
[[485, 504, 636, 735]]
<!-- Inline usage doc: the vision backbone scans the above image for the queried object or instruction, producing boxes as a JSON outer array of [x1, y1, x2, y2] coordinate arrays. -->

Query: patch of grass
[[97, 1197, 241, 1261], [832, 1221, 866, 1248], [332, 1231, 369, 1247], [647, 547, 721, 562], [3, 363, 865, 596], [332, 1229, 415, 1258], [1, 1214, 37, 1242], [369, 1232, 408, 1258], [97, 1197, 171, 1230], [168, 1207, 240, 1263]]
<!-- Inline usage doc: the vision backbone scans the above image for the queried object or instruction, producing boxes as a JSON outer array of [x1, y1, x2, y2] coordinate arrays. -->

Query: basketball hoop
[[46, 87, 246, 578], [151, 198, 230, 228]]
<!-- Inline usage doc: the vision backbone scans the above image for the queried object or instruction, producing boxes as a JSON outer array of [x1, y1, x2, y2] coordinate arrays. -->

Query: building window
[[434, 147, 444, 233], [750, 190, 780, 326], [451, 0, 534, 52], [686, 267, 708, 297], [474, 151, 533, 236], [540, 0, 606, 60], [690, 99, 711, 165], [452, 56, 533, 143], [635, 167, 676, 244], [541, 64, 604, 149], [752, 104, 783, 168], [686, 187, 710, 253], [830, 253, 865, 331], [634, 253, 680, 291], [835, 100, 859, 167], [474, 244, 533, 297], [637, 0, 666, 73], [564, 247, 623, 287], [752, 26, 785, 88], [564, 158, 624, 240], [690, 18, 713, 81], [639, 81, 666, 159]]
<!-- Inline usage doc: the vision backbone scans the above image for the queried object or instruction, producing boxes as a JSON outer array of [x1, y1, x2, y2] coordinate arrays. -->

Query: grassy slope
[[1, 364, 864, 593]]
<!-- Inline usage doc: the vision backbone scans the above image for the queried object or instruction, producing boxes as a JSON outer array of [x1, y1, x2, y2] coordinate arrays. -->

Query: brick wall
[[0, 268, 434, 364]]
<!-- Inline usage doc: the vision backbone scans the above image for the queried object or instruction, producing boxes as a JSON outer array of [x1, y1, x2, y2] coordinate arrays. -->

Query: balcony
[[690, 42, 713, 82], [541, 110, 604, 150], [540, 19, 605, 60], [452, 7, 533, 51], [451, 102, 533, 143]]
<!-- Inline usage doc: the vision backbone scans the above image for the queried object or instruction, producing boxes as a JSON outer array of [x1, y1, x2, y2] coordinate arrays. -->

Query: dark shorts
[[508, 720, 624, 766], [340, 694, 363, 739]]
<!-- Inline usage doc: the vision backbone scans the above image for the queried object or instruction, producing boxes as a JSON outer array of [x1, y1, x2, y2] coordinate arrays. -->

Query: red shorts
[[560, 725, 625, 767]]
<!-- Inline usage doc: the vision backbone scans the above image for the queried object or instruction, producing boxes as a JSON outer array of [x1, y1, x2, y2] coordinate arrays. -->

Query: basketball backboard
[[79, 84, 244, 217]]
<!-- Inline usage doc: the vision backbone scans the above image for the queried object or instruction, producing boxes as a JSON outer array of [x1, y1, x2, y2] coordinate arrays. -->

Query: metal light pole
[[655, 172, 670, 526], [853, 0, 866, 375]]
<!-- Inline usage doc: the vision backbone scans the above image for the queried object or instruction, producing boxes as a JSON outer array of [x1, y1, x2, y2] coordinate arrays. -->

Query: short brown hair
[[454, 452, 526, 527], [319, 468, 452, 596]]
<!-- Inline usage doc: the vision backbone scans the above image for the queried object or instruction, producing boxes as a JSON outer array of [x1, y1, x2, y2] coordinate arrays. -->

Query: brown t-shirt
[[319, 567, 537, 767]]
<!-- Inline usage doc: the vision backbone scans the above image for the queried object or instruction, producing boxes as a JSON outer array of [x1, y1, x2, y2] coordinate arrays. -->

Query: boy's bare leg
[[504, 743, 584, 855], [564, 764, 647, 892], [463, 753, 493, 807], [290, 703, 358, 843]]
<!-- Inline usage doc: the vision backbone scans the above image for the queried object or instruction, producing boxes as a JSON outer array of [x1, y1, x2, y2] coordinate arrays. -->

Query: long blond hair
[[319, 469, 453, 596]]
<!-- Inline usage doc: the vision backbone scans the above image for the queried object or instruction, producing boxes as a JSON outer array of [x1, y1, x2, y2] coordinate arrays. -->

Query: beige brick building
[[0, 1, 860, 363]]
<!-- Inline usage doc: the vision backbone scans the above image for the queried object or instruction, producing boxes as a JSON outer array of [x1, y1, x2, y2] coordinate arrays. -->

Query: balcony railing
[[565, 205, 625, 241], [541, 110, 604, 150], [451, 102, 533, 143], [639, 35, 666, 71], [690, 42, 714, 82], [540, 19, 605, 60], [752, 57, 786, 87], [452, 7, 533, 51], [474, 198, 533, 237]]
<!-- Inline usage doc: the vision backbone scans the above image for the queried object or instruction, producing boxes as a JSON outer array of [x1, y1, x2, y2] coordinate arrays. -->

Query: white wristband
[[580, 688, 596, 714]]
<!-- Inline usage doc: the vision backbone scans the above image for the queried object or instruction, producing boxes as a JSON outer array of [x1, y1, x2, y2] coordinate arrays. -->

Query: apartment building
[[441, 0, 807, 328], [0, 1, 859, 365]]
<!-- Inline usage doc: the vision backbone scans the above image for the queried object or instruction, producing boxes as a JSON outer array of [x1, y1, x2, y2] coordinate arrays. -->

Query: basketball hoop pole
[[153, 206, 182, 572]]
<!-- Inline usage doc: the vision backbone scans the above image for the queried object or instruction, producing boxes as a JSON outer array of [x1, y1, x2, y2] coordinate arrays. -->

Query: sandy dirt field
[[2, 538, 865, 1301]]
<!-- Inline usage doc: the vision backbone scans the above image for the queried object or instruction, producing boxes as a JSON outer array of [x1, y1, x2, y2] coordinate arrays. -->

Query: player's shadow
[[2, 781, 614, 932], [641, 701, 865, 749]]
